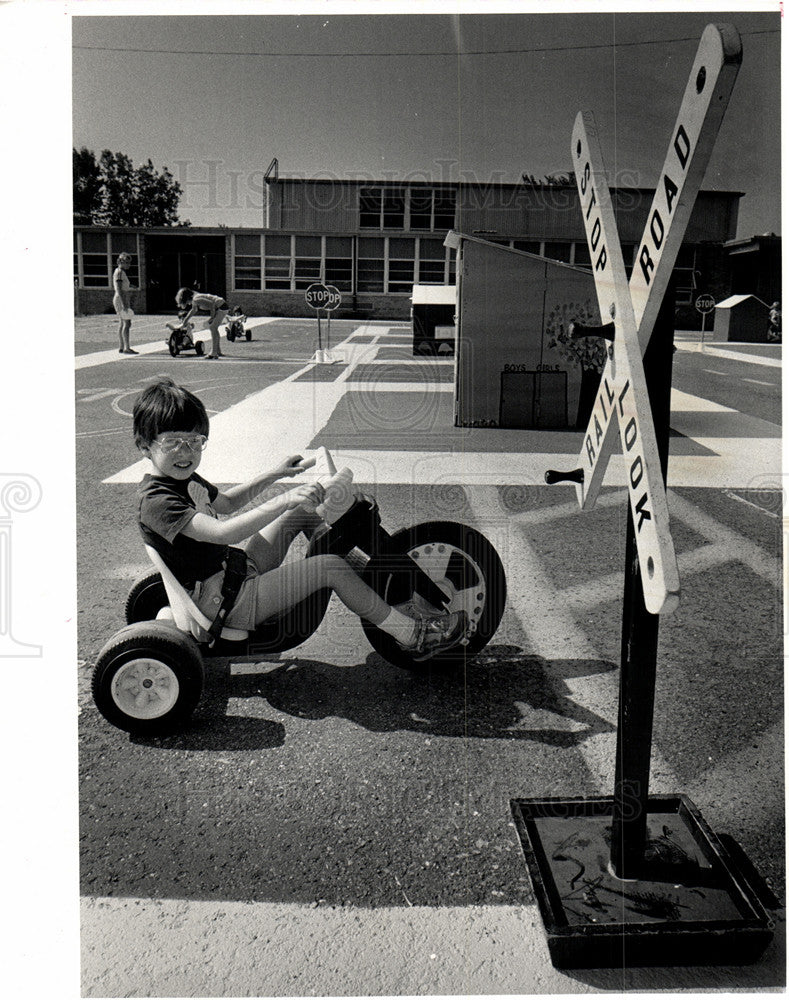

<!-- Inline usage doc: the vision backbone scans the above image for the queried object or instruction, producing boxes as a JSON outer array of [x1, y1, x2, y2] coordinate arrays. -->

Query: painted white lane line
[[102, 325, 377, 484], [743, 378, 776, 387], [75, 316, 296, 370], [670, 388, 734, 412], [697, 346, 782, 368], [721, 488, 781, 519], [465, 485, 679, 796]]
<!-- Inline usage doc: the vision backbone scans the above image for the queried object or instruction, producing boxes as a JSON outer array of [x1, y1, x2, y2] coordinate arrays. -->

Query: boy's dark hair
[[133, 376, 209, 449]]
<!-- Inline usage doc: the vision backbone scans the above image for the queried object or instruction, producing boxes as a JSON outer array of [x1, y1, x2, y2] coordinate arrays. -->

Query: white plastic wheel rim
[[111, 657, 180, 720], [407, 542, 486, 629]]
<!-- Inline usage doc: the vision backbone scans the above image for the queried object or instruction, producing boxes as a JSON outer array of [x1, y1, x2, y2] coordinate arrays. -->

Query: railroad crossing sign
[[566, 24, 742, 515], [548, 23, 742, 613], [516, 27, 774, 971], [571, 111, 680, 616]]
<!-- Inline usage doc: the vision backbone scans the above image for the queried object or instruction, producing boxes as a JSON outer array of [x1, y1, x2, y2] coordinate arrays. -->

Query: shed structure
[[449, 233, 603, 429]]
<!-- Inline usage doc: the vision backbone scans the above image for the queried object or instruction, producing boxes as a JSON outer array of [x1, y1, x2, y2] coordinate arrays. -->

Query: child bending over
[[175, 287, 228, 359], [132, 377, 467, 659]]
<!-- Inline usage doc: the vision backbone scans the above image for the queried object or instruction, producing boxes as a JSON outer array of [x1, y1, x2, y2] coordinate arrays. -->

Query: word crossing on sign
[[305, 283, 342, 311], [571, 24, 742, 511], [573, 112, 680, 616]]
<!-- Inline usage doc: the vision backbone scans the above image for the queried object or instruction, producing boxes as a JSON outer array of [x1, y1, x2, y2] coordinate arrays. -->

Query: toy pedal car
[[91, 451, 506, 735], [225, 308, 250, 342], [165, 318, 205, 357]]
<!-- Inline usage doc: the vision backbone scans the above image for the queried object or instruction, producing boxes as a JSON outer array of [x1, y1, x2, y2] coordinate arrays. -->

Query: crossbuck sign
[[568, 24, 741, 615]]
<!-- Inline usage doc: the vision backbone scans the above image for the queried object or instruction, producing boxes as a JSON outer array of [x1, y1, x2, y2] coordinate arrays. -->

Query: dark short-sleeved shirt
[[138, 472, 227, 587]]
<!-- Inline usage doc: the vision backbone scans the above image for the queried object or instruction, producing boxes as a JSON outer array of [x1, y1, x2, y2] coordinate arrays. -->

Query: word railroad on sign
[[547, 23, 742, 615]]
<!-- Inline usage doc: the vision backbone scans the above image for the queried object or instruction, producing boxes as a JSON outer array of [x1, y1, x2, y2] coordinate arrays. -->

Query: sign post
[[305, 283, 342, 363], [512, 24, 774, 970], [695, 292, 716, 347]]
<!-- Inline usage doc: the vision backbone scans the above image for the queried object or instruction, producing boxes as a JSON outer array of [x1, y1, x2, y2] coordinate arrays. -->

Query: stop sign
[[305, 283, 341, 311], [695, 293, 716, 314]]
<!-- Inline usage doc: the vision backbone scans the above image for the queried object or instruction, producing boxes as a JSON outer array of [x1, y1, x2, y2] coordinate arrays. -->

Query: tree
[[73, 147, 187, 226], [73, 147, 101, 224]]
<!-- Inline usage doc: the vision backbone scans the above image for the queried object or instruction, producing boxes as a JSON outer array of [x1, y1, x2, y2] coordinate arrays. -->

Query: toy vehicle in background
[[165, 314, 205, 357], [225, 307, 251, 342]]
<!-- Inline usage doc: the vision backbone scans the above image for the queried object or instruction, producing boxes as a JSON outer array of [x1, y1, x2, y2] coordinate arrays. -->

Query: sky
[[71, 4, 782, 238]]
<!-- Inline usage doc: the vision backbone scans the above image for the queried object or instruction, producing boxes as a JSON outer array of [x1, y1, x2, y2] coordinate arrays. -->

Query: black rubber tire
[[168, 333, 180, 357], [125, 571, 168, 625], [361, 521, 506, 670], [91, 621, 204, 734], [194, 340, 205, 356], [227, 328, 236, 342], [245, 330, 252, 341]]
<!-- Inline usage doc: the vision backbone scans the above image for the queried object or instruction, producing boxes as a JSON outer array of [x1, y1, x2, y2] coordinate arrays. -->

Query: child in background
[[133, 377, 468, 659], [175, 287, 228, 359]]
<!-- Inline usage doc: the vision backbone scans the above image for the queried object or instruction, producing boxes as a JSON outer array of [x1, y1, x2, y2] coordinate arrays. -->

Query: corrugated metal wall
[[273, 181, 358, 232], [268, 180, 738, 244]]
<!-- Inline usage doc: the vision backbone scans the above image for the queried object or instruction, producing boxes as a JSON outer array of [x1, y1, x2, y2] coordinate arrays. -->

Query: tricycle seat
[[144, 544, 249, 643]]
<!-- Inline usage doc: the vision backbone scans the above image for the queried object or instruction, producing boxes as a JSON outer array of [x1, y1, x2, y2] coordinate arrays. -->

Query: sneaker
[[401, 609, 469, 661]]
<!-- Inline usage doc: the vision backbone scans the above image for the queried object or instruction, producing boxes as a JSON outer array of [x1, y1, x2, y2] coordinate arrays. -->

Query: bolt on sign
[[572, 24, 742, 515]]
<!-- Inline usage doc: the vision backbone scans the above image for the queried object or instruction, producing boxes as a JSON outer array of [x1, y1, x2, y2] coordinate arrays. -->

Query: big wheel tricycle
[[91, 453, 506, 735]]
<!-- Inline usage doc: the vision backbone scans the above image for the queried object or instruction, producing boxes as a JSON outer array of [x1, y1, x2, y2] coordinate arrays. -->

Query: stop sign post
[[305, 283, 342, 363], [696, 292, 716, 346]]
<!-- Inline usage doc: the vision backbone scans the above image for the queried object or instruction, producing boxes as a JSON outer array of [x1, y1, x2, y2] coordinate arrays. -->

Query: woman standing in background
[[113, 252, 137, 355]]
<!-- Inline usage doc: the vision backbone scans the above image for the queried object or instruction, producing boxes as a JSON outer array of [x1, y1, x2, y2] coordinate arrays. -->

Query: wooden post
[[611, 282, 676, 878]]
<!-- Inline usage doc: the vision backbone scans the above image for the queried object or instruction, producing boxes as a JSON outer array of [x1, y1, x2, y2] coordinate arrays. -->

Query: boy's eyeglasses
[[155, 434, 208, 453]]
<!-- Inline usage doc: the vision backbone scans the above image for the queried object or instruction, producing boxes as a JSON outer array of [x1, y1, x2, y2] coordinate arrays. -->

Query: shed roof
[[411, 284, 457, 305]]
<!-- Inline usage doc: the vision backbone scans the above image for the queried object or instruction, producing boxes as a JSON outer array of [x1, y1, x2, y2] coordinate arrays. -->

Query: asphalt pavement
[[76, 315, 785, 995]]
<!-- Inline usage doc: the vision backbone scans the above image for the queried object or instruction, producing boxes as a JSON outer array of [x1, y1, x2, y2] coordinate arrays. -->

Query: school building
[[74, 175, 749, 328]]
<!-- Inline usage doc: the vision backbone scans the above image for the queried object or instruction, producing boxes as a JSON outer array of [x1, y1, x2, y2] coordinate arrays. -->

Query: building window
[[383, 189, 405, 229], [573, 241, 591, 268], [360, 189, 383, 229], [358, 237, 385, 292], [387, 237, 415, 293], [325, 236, 353, 292], [514, 240, 541, 255], [81, 231, 110, 287], [360, 187, 408, 230], [110, 233, 139, 286], [433, 189, 456, 230], [674, 244, 698, 304], [264, 234, 292, 289], [408, 188, 457, 232], [544, 241, 572, 264], [234, 233, 262, 289], [294, 235, 322, 289], [417, 238, 447, 283]]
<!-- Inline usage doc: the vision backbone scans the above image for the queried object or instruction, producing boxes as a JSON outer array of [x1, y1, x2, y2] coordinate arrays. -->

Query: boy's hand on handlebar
[[276, 454, 316, 479], [284, 482, 325, 510]]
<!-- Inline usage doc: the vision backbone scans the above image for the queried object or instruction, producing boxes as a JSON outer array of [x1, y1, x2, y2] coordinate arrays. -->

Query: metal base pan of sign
[[510, 794, 774, 970]]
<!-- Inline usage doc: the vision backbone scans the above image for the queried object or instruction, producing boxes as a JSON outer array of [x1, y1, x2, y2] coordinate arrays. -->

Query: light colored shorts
[[191, 555, 262, 630]]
